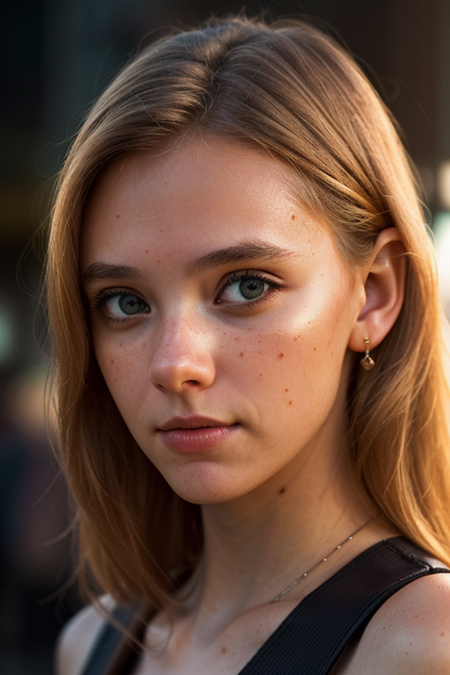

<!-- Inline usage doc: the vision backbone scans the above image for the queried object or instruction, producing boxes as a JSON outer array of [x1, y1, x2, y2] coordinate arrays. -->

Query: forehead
[[81, 136, 339, 270]]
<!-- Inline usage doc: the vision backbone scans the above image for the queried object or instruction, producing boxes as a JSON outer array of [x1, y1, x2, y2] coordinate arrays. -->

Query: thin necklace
[[272, 515, 380, 603]]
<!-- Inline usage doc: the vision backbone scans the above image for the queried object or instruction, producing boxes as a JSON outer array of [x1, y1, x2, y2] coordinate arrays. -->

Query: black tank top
[[80, 537, 450, 675]]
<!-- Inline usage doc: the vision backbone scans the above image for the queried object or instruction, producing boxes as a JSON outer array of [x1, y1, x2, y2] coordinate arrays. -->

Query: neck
[[187, 435, 379, 621]]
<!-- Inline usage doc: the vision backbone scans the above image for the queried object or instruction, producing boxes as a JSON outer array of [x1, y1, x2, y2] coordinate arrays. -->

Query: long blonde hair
[[47, 16, 450, 609]]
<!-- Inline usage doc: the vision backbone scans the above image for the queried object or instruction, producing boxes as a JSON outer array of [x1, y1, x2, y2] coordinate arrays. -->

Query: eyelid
[[219, 268, 282, 286]]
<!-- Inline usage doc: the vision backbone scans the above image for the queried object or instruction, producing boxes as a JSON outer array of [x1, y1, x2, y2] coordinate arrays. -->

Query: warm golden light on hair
[[47, 16, 450, 610]]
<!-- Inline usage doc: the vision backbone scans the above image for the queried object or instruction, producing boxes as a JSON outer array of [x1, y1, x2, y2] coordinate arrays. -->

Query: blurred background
[[1, 0, 450, 673]]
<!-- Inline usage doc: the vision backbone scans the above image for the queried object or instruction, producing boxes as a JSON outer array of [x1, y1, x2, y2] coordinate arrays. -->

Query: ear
[[348, 228, 406, 353]]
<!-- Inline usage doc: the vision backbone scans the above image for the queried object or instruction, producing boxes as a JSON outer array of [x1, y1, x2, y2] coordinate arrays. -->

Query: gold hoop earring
[[360, 337, 375, 370]]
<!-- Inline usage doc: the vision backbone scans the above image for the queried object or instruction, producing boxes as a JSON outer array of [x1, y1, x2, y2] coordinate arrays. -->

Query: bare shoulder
[[55, 596, 114, 675], [348, 573, 450, 674]]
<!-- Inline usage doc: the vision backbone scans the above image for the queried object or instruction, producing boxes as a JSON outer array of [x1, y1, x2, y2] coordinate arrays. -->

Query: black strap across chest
[[80, 537, 449, 675]]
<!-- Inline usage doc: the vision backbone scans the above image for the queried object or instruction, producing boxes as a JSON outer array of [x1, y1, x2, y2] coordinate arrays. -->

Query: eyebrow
[[186, 240, 293, 275], [81, 240, 293, 288], [81, 262, 144, 289]]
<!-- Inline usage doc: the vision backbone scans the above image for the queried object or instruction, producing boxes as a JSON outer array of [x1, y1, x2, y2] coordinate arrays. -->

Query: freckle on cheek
[[110, 360, 114, 364], [285, 388, 289, 392], [288, 401, 292, 405], [239, 352, 244, 357], [278, 353, 284, 358]]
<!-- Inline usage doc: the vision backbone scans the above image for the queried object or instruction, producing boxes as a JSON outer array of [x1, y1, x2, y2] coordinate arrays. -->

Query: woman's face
[[81, 137, 366, 505]]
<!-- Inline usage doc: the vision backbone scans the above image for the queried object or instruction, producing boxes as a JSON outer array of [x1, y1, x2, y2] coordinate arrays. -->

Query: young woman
[[50, 16, 450, 675]]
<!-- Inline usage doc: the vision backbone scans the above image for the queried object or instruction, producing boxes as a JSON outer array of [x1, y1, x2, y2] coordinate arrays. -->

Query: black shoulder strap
[[80, 538, 449, 675], [240, 537, 450, 675], [80, 604, 142, 675]]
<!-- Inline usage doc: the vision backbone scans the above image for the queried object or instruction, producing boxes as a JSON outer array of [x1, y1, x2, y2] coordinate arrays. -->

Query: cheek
[[230, 301, 351, 419], [94, 337, 149, 418]]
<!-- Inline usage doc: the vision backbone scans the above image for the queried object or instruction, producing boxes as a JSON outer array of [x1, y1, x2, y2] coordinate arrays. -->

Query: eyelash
[[217, 271, 281, 307], [91, 271, 281, 324], [91, 288, 150, 324]]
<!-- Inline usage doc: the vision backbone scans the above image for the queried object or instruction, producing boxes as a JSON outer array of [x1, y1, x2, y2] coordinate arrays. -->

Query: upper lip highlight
[[158, 416, 232, 431]]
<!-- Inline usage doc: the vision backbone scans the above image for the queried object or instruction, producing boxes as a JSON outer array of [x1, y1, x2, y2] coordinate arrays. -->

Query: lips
[[157, 416, 239, 453], [158, 415, 231, 431]]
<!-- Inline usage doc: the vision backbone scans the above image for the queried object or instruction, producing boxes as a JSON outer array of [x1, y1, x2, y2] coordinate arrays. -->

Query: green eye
[[117, 294, 147, 315], [238, 278, 266, 299], [218, 271, 280, 306], [94, 291, 150, 319]]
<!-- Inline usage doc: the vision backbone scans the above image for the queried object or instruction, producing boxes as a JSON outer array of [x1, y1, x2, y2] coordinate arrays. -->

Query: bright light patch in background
[[437, 161, 450, 211], [433, 211, 450, 320], [0, 304, 14, 364]]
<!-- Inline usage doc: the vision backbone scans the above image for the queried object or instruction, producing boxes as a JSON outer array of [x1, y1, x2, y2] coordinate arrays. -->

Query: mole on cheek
[[279, 487, 286, 494], [278, 353, 284, 358], [239, 352, 244, 357]]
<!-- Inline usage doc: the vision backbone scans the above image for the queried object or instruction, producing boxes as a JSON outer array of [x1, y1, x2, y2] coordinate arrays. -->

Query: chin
[[161, 464, 257, 506]]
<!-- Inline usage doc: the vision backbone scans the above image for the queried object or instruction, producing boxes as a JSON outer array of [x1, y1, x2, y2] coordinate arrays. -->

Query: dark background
[[1, 1, 449, 673]]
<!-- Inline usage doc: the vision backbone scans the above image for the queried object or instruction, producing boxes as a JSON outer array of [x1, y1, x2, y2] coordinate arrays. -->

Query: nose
[[149, 316, 216, 393]]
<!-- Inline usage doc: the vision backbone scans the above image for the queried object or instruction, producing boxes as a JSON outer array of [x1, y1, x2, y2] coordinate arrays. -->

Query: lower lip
[[159, 425, 239, 453]]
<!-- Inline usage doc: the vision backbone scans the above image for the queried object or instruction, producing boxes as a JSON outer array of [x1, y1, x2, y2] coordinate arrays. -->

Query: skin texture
[[81, 137, 367, 508], [62, 136, 450, 675]]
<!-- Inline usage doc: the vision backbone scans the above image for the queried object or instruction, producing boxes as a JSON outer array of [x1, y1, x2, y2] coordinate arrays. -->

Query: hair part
[[47, 15, 450, 610]]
